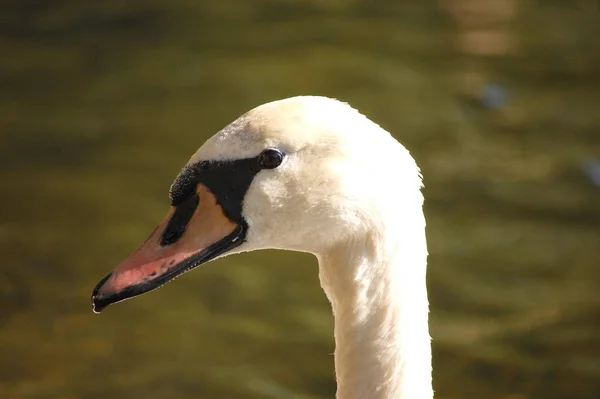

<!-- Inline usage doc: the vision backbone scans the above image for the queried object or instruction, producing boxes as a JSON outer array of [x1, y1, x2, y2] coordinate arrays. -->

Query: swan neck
[[318, 231, 432, 399]]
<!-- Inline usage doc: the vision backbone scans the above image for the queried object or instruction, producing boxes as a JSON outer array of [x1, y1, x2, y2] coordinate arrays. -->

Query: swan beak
[[91, 184, 246, 313]]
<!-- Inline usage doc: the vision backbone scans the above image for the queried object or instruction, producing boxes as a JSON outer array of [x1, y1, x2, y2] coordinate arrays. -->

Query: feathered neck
[[317, 204, 432, 399]]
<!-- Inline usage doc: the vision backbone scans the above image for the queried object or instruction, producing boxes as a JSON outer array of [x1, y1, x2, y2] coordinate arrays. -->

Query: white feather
[[191, 96, 431, 399]]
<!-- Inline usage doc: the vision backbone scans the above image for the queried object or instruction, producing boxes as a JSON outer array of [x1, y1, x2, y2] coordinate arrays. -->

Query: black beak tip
[[91, 273, 113, 314], [91, 295, 108, 314]]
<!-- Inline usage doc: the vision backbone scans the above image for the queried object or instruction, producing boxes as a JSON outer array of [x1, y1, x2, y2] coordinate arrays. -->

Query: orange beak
[[91, 183, 246, 313]]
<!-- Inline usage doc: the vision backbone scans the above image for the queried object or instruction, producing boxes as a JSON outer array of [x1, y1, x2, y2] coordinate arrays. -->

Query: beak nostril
[[161, 193, 200, 246], [162, 230, 182, 246]]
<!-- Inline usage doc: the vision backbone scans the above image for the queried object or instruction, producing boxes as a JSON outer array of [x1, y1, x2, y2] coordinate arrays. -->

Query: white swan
[[92, 96, 432, 399]]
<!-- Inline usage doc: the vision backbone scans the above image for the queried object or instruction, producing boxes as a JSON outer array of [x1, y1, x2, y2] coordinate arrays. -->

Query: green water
[[1, 1, 599, 398]]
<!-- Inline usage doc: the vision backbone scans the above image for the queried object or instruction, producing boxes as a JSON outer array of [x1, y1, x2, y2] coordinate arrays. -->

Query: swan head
[[92, 96, 423, 313]]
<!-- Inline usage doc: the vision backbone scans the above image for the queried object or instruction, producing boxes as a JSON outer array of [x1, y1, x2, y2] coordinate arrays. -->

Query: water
[[1, 1, 599, 398]]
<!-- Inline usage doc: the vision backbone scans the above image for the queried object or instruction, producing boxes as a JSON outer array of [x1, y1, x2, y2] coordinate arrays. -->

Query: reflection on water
[[1, 1, 599, 398]]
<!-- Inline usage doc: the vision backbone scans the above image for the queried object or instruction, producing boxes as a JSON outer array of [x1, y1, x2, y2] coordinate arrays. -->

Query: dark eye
[[258, 148, 284, 169]]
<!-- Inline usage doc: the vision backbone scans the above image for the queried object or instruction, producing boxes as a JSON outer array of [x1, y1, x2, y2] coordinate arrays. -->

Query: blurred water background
[[1, 1, 599, 398]]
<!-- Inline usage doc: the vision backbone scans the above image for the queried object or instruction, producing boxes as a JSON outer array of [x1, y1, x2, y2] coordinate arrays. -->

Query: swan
[[91, 96, 432, 399]]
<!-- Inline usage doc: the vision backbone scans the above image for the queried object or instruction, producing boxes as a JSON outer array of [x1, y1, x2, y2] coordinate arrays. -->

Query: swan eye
[[258, 148, 284, 169]]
